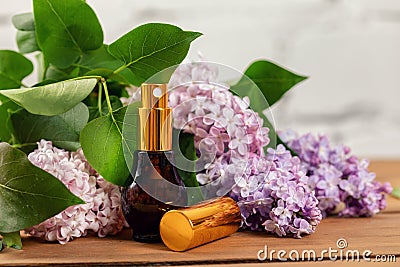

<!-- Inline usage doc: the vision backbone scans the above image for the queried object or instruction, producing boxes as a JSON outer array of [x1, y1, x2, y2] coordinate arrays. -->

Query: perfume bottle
[[121, 83, 186, 243]]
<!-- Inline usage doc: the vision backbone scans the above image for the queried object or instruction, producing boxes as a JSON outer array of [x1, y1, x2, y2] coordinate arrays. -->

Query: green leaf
[[78, 45, 138, 85], [35, 52, 49, 82], [16, 30, 40, 54], [391, 187, 400, 199], [80, 106, 132, 186], [232, 60, 307, 107], [44, 65, 79, 82], [230, 60, 306, 151], [120, 102, 141, 186], [1, 231, 22, 250], [0, 78, 98, 116], [12, 13, 40, 54], [109, 23, 202, 86], [33, 80, 58, 87], [12, 13, 35, 31], [33, 0, 103, 68], [0, 50, 33, 89], [0, 99, 19, 143], [0, 142, 84, 233], [11, 103, 89, 151]]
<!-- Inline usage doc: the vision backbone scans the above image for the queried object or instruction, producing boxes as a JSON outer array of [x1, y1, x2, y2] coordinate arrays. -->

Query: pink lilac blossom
[[279, 129, 393, 217], [169, 62, 322, 237], [26, 140, 126, 244]]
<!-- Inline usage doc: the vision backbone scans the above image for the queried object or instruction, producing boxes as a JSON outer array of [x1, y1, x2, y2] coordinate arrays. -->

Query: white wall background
[[1, 0, 399, 158]]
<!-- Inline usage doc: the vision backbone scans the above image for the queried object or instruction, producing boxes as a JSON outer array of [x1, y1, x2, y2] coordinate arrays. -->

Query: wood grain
[[0, 161, 399, 266]]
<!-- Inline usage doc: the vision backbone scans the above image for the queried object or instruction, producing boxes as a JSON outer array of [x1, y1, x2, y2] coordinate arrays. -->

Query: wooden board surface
[[0, 161, 399, 266]]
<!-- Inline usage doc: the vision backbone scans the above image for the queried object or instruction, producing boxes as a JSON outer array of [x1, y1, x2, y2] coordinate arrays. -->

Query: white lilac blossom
[[169, 62, 322, 237], [279, 130, 393, 217], [26, 140, 126, 244]]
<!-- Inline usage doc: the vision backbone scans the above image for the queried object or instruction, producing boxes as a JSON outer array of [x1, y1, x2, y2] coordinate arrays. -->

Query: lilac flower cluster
[[280, 130, 392, 217], [170, 64, 269, 158], [26, 140, 126, 244], [170, 63, 269, 190], [169, 62, 322, 237], [231, 145, 322, 238]]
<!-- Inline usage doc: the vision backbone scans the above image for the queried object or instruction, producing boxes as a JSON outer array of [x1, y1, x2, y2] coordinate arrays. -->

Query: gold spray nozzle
[[141, 83, 168, 109], [139, 83, 172, 151]]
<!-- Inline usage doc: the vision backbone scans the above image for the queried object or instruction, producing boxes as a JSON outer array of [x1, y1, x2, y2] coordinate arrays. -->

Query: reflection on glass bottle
[[121, 83, 186, 242]]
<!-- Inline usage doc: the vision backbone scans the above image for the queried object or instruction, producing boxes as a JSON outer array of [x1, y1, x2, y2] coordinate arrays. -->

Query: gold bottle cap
[[159, 197, 241, 252], [160, 211, 193, 251], [139, 83, 172, 151]]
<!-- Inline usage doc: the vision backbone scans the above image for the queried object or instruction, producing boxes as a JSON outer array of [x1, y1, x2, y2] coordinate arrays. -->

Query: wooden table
[[1, 161, 399, 266]]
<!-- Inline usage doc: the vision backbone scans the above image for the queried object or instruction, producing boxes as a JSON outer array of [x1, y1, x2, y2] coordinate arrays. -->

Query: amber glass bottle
[[121, 83, 186, 242]]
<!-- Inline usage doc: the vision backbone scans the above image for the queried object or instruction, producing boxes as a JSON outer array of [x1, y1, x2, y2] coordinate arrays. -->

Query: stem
[[71, 75, 103, 81], [97, 82, 103, 115], [101, 79, 114, 115], [113, 64, 128, 75]]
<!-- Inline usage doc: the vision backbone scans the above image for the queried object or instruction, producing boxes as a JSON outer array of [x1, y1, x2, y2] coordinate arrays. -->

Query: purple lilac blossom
[[169, 62, 322, 237], [279, 129, 392, 217], [233, 145, 322, 238], [26, 140, 127, 244]]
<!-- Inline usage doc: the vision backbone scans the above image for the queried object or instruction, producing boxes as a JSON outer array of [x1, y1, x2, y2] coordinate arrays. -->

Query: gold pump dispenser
[[139, 83, 172, 151]]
